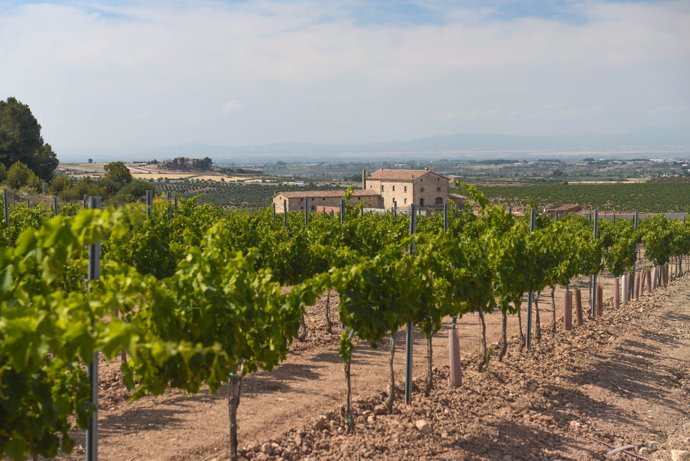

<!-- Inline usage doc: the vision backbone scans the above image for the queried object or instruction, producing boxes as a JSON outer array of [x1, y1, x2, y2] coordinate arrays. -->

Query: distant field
[[58, 162, 262, 182], [471, 180, 690, 212], [155, 181, 348, 209]]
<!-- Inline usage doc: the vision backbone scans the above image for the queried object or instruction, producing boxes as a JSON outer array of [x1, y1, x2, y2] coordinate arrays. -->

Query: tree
[[49, 175, 72, 195], [0, 97, 58, 180], [0, 163, 6, 183], [103, 161, 133, 186], [5, 161, 41, 191]]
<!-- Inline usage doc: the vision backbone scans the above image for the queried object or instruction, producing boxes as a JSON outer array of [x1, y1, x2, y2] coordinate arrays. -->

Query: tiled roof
[[275, 190, 380, 199], [366, 169, 449, 181], [551, 204, 581, 211]]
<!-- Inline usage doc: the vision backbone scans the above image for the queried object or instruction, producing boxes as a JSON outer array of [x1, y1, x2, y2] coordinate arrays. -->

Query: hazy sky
[[1, 0, 689, 154]]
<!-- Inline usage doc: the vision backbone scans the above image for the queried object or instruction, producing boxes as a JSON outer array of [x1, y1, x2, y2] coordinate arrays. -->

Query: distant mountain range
[[59, 124, 690, 163]]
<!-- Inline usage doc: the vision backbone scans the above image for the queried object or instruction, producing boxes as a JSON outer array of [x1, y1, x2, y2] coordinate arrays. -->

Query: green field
[[153, 181, 346, 209], [470, 180, 690, 212]]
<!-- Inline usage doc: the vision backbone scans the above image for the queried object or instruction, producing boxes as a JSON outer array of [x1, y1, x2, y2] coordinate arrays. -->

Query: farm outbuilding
[[544, 203, 582, 218], [272, 190, 383, 213]]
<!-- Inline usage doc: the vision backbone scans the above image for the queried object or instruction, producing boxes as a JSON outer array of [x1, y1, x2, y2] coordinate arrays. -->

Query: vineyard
[[474, 180, 690, 212], [153, 181, 346, 209], [1, 188, 690, 461]]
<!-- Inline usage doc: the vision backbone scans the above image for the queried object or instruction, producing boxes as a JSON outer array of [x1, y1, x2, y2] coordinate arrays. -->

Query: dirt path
[[240, 271, 689, 461], [65, 268, 688, 460]]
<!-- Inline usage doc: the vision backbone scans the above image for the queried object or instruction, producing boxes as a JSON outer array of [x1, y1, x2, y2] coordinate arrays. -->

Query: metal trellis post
[[3, 189, 9, 227], [526, 207, 536, 349], [86, 196, 102, 461], [283, 200, 288, 227], [405, 204, 416, 404], [591, 209, 599, 318], [146, 190, 153, 218]]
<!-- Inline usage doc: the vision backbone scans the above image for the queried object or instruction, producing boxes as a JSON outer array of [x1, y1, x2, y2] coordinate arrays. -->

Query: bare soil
[[65, 269, 690, 460]]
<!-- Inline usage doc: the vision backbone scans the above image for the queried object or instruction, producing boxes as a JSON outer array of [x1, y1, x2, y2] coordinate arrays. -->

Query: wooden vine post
[[564, 288, 573, 331], [614, 277, 620, 308]]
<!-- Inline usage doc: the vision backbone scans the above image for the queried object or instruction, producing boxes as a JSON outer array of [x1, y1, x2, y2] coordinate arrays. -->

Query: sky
[[1, 0, 689, 157]]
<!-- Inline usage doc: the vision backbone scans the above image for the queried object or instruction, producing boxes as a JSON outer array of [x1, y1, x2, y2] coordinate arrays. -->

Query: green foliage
[[0, 97, 58, 180], [49, 175, 72, 195], [3, 189, 690, 461], [5, 162, 41, 191], [332, 245, 419, 350], [640, 215, 676, 266], [103, 161, 133, 187], [475, 181, 690, 213], [0, 210, 130, 460], [600, 219, 638, 276]]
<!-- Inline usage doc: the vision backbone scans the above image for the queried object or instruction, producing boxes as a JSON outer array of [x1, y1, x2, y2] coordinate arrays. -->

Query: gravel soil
[[65, 268, 690, 460]]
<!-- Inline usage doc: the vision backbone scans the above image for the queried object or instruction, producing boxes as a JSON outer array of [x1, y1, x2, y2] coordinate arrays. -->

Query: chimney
[[362, 169, 367, 190]]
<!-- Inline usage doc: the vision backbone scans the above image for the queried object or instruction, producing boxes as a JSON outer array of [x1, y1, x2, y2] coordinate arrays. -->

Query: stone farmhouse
[[364, 168, 450, 210], [272, 168, 452, 212]]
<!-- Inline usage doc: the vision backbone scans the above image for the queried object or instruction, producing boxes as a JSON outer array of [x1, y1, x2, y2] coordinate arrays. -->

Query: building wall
[[412, 173, 449, 208], [367, 173, 449, 209], [273, 194, 382, 212], [366, 179, 416, 209]]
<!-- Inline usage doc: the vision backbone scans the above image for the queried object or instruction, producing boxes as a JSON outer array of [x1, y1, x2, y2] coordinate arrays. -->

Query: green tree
[[0, 97, 58, 180], [103, 161, 133, 187], [5, 161, 41, 191], [49, 175, 72, 195]]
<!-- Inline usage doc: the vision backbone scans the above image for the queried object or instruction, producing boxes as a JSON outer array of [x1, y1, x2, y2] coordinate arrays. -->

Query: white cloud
[[649, 105, 687, 115], [222, 100, 242, 114], [0, 1, 688, 151]]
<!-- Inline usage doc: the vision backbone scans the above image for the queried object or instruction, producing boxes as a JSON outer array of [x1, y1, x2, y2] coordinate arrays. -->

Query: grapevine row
[[1, 189, 690, 460]]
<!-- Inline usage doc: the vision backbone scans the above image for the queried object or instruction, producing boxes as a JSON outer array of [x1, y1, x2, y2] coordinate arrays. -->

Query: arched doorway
[[434, 197, 443, 206]]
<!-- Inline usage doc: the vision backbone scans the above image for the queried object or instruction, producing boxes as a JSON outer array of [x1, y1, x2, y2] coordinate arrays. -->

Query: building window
[[381, 185, 384, 192], [437, 186, 441, 192], [420, 198, 425, 207], [300, 198, 304, 202], [404, 198, 407, 204], [311, 206, 316, 211], [392, 185, 395, 192], [322, 197, 325, 200], [404, 186, 407, 192], [421, 187, 425, 192], [435, 197, 443, 205]]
